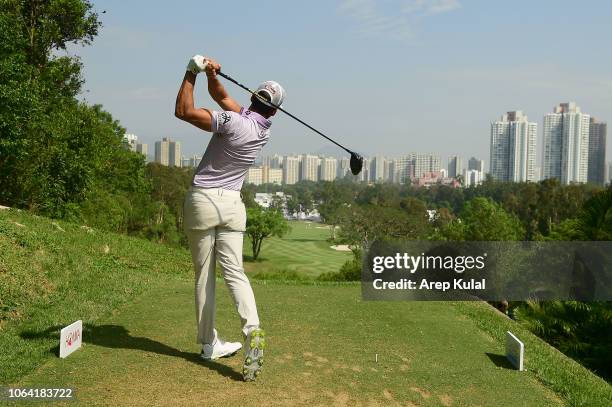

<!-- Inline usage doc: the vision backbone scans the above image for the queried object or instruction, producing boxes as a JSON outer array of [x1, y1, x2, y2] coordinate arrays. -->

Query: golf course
[[1, 210, 611, 406]]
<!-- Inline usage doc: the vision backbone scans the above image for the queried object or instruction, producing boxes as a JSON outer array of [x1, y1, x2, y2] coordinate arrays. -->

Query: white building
[[319, 157, 337, 181], [123, 133, 138, 150], [300, 154, 320, 182], [282, 155, 300, 185], [181, 155, 201, 168], [337, 157, 351, 179], [490, 111, 537, 182], [358, 158, 370, 182], [543, 102, 590, 184], [463, 169, 483, 187]]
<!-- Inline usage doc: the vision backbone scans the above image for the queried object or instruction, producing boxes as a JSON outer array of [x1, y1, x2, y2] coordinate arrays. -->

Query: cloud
[[338, 0, 461, 39]]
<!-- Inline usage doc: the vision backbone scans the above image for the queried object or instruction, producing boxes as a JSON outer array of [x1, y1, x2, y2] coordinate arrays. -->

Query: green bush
[[317, 249, 361, 282]]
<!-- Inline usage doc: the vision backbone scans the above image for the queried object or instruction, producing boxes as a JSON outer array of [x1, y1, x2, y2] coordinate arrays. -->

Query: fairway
[[243, 221, 351, 277], [17, 280, 562, 407]]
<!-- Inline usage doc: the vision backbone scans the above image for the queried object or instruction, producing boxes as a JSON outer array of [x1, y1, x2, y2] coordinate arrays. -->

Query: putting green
[[16, 279, 562, 406]]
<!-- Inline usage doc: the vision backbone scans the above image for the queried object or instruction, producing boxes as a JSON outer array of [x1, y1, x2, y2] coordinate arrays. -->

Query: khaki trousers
[[183, 187, 259, 344]]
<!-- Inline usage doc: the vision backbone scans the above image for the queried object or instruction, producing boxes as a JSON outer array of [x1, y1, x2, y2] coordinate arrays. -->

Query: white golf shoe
[[201, 335, 242, 361], [242, 327, 266, 381]]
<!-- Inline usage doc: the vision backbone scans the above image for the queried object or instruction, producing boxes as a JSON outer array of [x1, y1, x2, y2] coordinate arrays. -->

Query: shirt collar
[[240, 107, 272, 130]]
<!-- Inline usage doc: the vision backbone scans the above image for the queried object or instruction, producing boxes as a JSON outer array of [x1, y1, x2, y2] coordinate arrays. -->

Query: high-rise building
[[245, 167, 263, 185], [135, 143, 148, 158], [389, 154, 441, 184], [260, 166, 283, 185], [543, 102, 590, 184], [588, 117, 607, 186], [282, 155, 300, 185], [300, 154, 319, 182], [337, 157, 351, 179], [319, 157, 337, 181], [608, 162, 612, 185], [392, 157, 411, 184], [155, 137, 181, 167], [409, 153, 441, 180], [468, 157, 485, 172], [447, 155, 463, 178], [490, 111, 537, 182], [263, 154, 283, 169], [371, 156, 387, 182], [463, 169, 483, 187], [358, 158, 370, 182], [384, 160, 393, 182], [265, 168, 283, 185]]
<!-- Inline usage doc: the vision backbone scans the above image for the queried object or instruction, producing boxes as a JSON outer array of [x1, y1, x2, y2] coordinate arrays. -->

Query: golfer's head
[[250, 81, 285, 118]]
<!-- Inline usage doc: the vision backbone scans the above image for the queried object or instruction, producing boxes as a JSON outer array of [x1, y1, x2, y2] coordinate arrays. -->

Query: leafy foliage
[[245, 206, 290, 260], [514, 301, 612, 380]]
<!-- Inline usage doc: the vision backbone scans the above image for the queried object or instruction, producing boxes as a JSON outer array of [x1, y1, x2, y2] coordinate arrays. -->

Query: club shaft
[[217, 71, 355, 155]]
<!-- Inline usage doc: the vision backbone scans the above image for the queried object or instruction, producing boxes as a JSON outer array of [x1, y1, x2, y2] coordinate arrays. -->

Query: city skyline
[[140, 100, 607, 178], [66, 1, 612, 166]]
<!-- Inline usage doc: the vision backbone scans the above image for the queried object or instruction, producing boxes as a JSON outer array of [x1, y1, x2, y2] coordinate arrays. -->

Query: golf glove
[[186, 55, 208, 75]]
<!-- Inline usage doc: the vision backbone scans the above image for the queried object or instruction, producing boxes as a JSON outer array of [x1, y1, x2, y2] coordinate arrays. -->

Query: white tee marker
[[506, 331, 524, 371], [59, 320, 83, 359]]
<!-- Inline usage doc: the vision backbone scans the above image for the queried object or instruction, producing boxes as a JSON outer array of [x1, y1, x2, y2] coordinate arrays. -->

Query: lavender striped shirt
[[192, 108, 272, 191]]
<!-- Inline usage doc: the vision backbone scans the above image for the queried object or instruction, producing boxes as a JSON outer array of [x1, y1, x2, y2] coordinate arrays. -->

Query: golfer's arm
[[207, 75, 241, 113], [174, 71, 213, 132]]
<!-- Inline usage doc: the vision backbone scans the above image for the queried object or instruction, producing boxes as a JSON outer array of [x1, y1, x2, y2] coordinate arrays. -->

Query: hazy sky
[[69, 0, 612, 166]]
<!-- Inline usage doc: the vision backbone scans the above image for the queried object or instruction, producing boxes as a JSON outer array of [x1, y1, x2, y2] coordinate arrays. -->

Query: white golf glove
[[186, 55, 208, 75]]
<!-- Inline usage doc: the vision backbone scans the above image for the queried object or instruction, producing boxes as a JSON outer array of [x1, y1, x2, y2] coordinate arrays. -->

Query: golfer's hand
[[204, 57, 221, 78], [186, 55, 208, 75]]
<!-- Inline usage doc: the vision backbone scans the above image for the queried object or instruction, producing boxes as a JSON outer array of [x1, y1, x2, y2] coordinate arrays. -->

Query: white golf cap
[[255, 81, 285, 108]]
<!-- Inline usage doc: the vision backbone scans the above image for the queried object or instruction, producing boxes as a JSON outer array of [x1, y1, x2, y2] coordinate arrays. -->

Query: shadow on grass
[[20, 324, 243, 382], [485, 352, 515, 369]]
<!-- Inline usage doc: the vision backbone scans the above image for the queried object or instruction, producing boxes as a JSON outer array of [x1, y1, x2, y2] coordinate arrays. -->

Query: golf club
[[216, 71, 364, 175]]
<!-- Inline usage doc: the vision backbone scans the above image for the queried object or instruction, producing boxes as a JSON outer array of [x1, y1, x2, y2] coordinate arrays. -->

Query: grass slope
[[1, 210, 610, 406], [0, 208, 192, 384]]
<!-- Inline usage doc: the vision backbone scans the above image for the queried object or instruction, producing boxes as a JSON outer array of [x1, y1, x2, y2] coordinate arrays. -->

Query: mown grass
[[0, 208, 192, 384], [15, 281, 567, 406], [243, 221, 351, 278]]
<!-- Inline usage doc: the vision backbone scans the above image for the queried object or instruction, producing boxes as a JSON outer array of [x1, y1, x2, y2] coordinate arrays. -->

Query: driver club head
[[350, 153, 363, 175]]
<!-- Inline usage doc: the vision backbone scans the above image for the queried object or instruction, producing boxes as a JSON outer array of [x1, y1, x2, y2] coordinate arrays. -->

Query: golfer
[[175, 54, 284, 381]]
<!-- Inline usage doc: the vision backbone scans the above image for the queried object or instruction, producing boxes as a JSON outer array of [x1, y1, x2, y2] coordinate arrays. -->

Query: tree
[[317, 182, 353, 240], [439, 197, 524, 241], [245, 206, 290, 260], [285, 195, 299, 217], [0, 0, 117, 216], [578, 186, 612, 240]]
